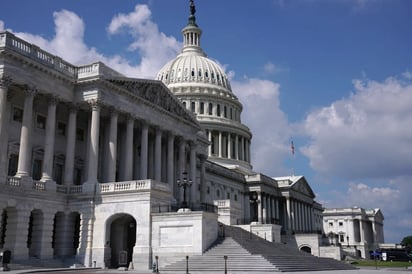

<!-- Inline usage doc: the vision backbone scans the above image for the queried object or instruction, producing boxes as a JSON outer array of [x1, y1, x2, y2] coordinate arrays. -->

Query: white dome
[[157, 52, 232, 92]]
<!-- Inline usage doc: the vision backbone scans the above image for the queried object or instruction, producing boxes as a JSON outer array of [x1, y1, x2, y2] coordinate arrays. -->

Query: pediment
[[291, 177, 315, 198], [107, 77, 199, 127]]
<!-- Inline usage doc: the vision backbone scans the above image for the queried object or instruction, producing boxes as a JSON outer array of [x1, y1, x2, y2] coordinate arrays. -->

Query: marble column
[[38, 211, 55, 259], [199, 155, 206, 203], [0, 77, 11, 181], [227, 133, 232, 159], [167, 133, 175, 195], [178, 138, 186, 202], [41, 97, 57, 181], [154, 127, 162, 181], [286, 197, 291, 232], [64, 105, 77, 185], [218, 131, 222, 157], [107, 110, 118, 182], [85, 100, 100, 184], [257, 192, 262, 223], [207, 130, 212, 156], [140, 123, 149, 179], [16, 87, 36, 177], [123, 117, 134, 181], [235, 135, 239, 160], [189, 143, 197, 203]]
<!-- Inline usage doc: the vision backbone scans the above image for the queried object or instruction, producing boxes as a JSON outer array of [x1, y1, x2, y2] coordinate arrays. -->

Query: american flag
[[291, 140, 295, 155]]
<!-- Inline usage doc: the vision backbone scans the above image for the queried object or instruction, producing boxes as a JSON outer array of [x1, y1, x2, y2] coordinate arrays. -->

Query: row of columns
[[286, 197, 315, 232], [256, 192, 281, 224], [0, 80, 201, 204], [207, 130, 250, 163]]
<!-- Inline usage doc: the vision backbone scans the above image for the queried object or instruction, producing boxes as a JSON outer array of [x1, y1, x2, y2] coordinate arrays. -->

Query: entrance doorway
[[106, 214, 136, 268]]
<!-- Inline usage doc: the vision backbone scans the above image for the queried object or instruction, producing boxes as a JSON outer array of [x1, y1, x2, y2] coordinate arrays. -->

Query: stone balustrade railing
[[4, 176, 167, 196], [0, 31, 122, 80]]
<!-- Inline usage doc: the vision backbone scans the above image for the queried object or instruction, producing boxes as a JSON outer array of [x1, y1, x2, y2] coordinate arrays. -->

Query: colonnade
[[285, 197, 315, 233], [207, 130, 250, 163], [0, 81, 202, 203]]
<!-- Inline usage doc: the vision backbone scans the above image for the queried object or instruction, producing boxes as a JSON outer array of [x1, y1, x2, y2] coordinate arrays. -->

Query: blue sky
[[1, 0, 411, 243]]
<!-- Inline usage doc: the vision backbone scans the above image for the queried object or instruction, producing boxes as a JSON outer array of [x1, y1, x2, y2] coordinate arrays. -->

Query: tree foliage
[[401, 236, 412, 249]]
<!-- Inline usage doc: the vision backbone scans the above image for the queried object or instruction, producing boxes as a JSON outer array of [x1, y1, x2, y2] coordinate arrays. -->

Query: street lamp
[[177, 171, 192, 208]]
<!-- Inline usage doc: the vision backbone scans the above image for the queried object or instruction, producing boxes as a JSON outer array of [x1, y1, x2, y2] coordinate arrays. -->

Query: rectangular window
[[340, 234, 344, 242], [54, 163, 63, 185], [208, 103, 213, 115], [191, 101, 195, 112], [74, 168, 82, 185], [57, 122, 66, 136], [8, 154, 18, 176], [32, 159, 42, 180], [339, 221, 343, 227], [200, 102, 204, 114], [36, 114, 46, 129], [12, 107, 23, 122], [217, 104, 221, 116], [329, 222, 333, 227], [224, 106, 227, 118]]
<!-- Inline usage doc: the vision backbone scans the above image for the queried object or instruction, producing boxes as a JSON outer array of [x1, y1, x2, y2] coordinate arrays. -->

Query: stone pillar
[[64, 105, 77, 185], [167, 132, 175, 194], [154, 127, 162, 181], [227, 133, 232, 159], [235, 135, 239, 160], [107, 110, 118, 183], [77, 209, 95, 267], [218, 131, 222, 157], [199, 155, 206, 203], [140, 123, 149, 179], [189, 142, 197, 203], [123, 117, 134, 181], [257, 192, 262, 224], [85, 101, 100, 185], [41, 97, 57, 181], [0, 77, 11, 182], [16, 87, 36, 177], [38, 211, 55, 259], [286, 197, 291, 232], [240, 137, 245, 161], [4, 209, 30, 260], [207, 130, 212, 156], [178, 138, 186, 202]]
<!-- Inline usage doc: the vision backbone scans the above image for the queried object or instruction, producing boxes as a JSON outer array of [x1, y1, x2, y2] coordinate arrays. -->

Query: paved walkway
[[5, 267, 412, 274]]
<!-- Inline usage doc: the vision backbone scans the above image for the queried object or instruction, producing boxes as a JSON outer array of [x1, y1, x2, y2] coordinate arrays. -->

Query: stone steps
[[161, 225, 357, 272]]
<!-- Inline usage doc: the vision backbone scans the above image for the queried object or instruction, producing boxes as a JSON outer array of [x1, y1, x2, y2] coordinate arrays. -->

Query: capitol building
[[0, 1, 384, 271]]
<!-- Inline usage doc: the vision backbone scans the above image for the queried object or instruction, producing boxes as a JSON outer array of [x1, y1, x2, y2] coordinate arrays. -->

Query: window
[[36, 114, 46, 129], [74, 168, 82, 185], [234, 194, 238, 201], [224, 106, 227, 118], [8, 154, 18, 176], [226, 193, 230, 199], [217, 104, 221, 116], [57, 122, 66, 136], [199, 102, 204, 114], [339, 222, 343, 227], [182, 101, 187, 108], [207, 186, 210, 194], [230, 108, 233, 119], [54, 163, 63, 185], [32, 159, 42, 180], [76, 128, 85, 141], [208, 103, 213, 115], [191, 102, 195, 112], [12, 107, 23, 122], [216, 189, 220, 197], [340, 234, 344, 242], [329, 222, 333, 228]]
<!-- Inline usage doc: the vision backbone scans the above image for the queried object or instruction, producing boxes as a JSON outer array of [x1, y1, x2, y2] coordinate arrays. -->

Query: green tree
[[401, 236, 412, 250]]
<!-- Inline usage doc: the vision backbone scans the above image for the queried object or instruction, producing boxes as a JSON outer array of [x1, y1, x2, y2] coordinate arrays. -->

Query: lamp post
[[177, 171, 192, 208]]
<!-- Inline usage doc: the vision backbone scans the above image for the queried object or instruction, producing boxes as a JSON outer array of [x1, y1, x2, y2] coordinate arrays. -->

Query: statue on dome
[[190, 0, 196, 16]]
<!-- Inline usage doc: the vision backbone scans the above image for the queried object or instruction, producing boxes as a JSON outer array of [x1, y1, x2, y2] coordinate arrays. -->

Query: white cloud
[[0, 20, 4, 31], [8, 5, 180, 79], [301, 75, 412, 180], [108, 4, 181, 78], [233, 78, 292, 176]]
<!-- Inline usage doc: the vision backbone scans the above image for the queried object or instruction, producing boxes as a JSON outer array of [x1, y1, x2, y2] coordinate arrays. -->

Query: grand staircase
[[161, 225, 357, 272]]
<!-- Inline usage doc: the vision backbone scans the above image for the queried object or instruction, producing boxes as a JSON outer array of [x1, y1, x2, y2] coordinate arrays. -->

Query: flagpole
[[291, 139, 295, 177]]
